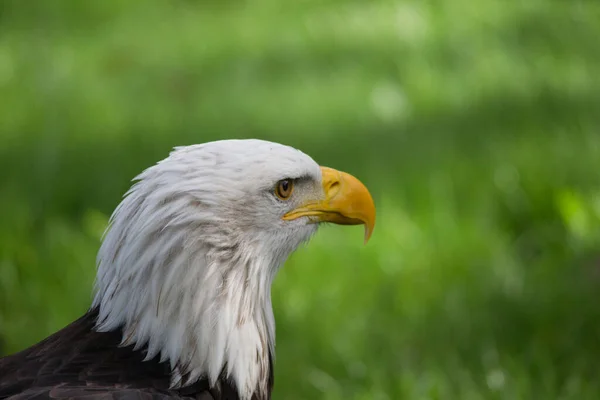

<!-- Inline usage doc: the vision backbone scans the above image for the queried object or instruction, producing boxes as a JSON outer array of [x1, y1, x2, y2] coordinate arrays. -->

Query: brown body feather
[[0, 309, 273, 400]]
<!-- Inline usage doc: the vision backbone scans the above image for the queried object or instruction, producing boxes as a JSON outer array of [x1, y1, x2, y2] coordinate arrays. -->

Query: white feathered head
[[92, 139, 375, 400]]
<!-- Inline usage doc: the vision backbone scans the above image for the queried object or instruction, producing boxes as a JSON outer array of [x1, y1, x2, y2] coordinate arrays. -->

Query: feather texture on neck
[[93, 196, 277, 400], [93, 165, 283, 399]]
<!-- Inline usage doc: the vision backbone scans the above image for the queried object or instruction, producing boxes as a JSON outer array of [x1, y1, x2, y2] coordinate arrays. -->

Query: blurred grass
[[1, 0, 600, 399]]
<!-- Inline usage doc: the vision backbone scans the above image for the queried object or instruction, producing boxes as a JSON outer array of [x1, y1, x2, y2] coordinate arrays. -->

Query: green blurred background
[[1, 0, 600, 398]]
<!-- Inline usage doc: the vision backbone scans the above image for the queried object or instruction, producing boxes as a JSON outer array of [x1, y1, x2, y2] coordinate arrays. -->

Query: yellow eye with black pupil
[[275, 179, 294, 200]]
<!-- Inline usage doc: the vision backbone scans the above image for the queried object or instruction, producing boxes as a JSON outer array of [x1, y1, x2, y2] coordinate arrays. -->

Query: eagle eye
[[275, 179, 294, 200]]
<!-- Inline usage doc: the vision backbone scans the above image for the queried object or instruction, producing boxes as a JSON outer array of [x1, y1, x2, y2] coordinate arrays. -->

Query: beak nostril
[[327, 180, 341, 197]]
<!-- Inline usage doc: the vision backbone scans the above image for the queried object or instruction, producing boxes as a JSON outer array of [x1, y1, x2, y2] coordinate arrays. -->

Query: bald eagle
[[0, 140, 375, 400]]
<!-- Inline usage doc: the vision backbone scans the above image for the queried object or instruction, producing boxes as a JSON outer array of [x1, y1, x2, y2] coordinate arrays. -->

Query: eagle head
[[92, 139, 375, 399]]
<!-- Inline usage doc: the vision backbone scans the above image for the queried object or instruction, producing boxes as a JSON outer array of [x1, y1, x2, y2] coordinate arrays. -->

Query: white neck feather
[[92, 188, 281, 400]]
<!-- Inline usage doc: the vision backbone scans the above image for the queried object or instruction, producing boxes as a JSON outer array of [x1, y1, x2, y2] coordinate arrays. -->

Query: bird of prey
[[0, 139, 376, 400]]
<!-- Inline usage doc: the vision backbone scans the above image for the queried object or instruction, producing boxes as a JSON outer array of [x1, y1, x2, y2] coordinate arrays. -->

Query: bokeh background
[[1, 0, 600, 398]]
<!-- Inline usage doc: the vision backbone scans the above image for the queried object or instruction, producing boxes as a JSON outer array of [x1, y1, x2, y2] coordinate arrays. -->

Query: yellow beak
[[282, 166, 376, 243]]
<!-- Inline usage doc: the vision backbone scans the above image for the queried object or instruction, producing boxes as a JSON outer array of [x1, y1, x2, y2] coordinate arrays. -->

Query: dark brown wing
[[3, 386, 195, 400], [0, 310, 237, 400]]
